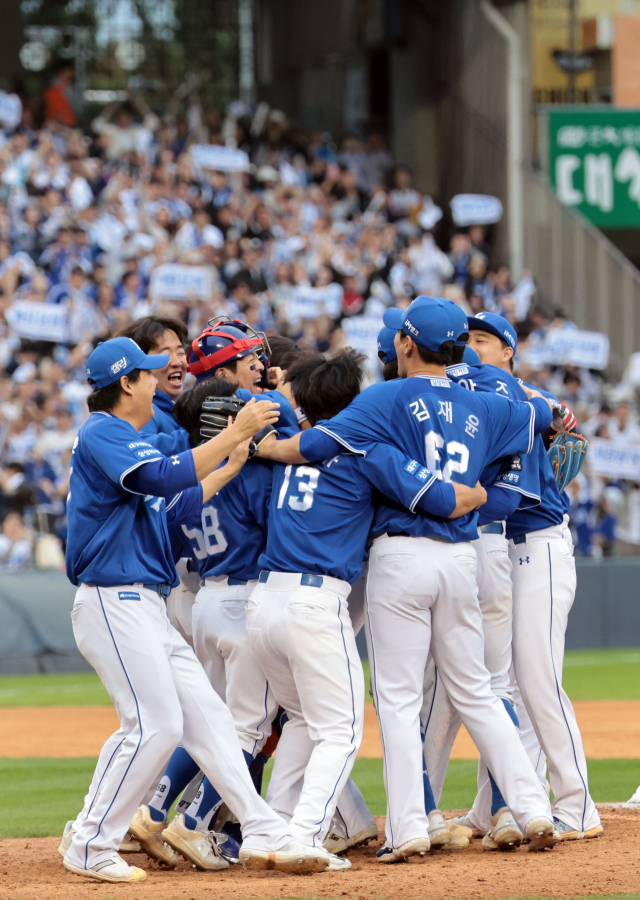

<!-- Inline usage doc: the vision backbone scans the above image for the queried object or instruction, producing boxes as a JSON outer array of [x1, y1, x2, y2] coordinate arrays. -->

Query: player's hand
[[449, 482, 487, 518], [268, 365, 286, 390], [227, 437, 251, 472], [232, 398, 280, 440], [550, 403, 576, 433]]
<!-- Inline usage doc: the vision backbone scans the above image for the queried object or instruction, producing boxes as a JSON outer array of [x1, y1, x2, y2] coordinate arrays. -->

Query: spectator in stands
[[43, 62, 77, 127], [0, 511, 32, 572]]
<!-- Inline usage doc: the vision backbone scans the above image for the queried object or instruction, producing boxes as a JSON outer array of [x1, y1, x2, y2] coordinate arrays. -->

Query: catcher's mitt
[[200, 395, 277, 456], [547, 431, 588, 492], [200, 396, 246, 441]]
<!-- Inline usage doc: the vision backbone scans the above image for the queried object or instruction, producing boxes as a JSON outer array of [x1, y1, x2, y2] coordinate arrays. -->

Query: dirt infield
[[0, 807, 638, 900], [2, 700, 640, 758]]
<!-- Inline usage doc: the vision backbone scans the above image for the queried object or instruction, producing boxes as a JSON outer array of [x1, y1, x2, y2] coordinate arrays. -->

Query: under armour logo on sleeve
[[171, 456, 180, 465]]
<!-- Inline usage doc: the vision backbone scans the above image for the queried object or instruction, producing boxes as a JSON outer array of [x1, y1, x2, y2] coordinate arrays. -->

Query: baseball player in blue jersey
[[422, 318, 547, 849], [467, 313, 603, 843], [268, 297, 564, 861], [62, 335, 336, 882], [254, 349, 485, 869]]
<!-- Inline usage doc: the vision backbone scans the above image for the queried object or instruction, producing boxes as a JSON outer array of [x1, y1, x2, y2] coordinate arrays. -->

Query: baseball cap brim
[[467, 317, 505, 343], [138, 353, 171, 371], [382, 307, 404, 331]]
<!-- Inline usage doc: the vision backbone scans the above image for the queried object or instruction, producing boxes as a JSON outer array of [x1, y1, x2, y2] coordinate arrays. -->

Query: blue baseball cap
[[468, 312, 517, 354], [462, 345, 481, 366], [87, 337, 170, 390], [377, 326, 397, 364], [383, 296, 465, 352]]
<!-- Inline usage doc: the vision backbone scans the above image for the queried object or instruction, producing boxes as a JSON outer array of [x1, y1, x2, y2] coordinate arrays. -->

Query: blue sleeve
[[358, 444, 456, 517], [83, 418, 171, 491], [478, 485, 521, 526], [122, 449, 197, 496], [147, 428, 192, 456], [481, 394, 551, 463], [165, 485, 204, 526], [308, 382, 396, 456], [299, 427, 345, 462]]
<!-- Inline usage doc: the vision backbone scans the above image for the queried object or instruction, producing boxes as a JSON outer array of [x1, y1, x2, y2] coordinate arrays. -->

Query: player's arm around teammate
[[63, 338, 331, 883]]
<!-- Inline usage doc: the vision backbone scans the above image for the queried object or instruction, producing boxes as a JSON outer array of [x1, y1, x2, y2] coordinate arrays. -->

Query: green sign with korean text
[[548, 108, 640, 227]]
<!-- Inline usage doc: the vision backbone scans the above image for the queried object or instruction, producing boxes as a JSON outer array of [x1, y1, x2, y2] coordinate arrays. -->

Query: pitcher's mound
[[1, 806, 638, 900]]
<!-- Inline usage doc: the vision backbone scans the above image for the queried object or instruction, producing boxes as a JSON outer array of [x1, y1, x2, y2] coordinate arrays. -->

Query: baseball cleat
[[323, 821, 378, 855], [446, 821, 470, 848], [627, 785, 640, 805], [482, 807, 522, 851], [120, 832, 142, 853], [214, 829, 241, 864], [448, 813, 483, 838], [553, 817, 604, 841], [162, 814, 229, 871], [525, 816, 559, 851], [239, 839, 330, 875], [63, 853, 146, 883], [427, 810, 452, 850], [129, 805, 178, 867], [325, 853, 352, 871], [58, 820, 75, 858], [376, 837, 430, 863]]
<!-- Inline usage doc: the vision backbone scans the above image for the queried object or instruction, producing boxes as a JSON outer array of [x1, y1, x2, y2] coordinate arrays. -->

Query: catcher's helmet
[[187, 317, 270, 386]]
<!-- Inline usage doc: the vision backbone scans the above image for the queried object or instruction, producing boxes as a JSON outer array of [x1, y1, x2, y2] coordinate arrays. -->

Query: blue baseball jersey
[[66, 412, 179, 587], [237, 388, 299, 431], [261, 443, 456, 584], [171, 460, 272, 582], [446, 362, 542, 523], [506, 379, 567, 538], [140, 390, 179, 437], [300, 376, 549, 542]]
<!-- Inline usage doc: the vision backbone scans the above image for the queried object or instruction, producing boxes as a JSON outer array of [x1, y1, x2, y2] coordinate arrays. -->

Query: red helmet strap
[[187, 329, 263, 376]]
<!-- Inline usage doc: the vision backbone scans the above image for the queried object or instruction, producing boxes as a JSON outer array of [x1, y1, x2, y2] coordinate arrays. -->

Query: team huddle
[[57, 296, 600, 884]]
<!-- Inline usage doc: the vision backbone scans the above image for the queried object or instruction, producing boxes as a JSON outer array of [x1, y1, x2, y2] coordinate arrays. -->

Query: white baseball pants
[[421, 530, 516, 820], [510, 519, 600, 833], [66, 584, 292, 870], [366, 534, 552, 849], [246, 572, 364, 846], [191, 576, 277, 757], [166, 558, 199, 648]]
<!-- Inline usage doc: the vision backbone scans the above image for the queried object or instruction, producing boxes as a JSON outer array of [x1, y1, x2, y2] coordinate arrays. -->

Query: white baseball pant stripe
[[366, 534, 552, 849], [246, 572, 364, 846], [66, 584, 291, 869], [191, 576, 277, 757], [510, 520, 600, 832]]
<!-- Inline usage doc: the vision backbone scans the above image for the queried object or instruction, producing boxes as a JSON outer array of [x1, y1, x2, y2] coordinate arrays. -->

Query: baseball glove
[[547, 431, 588, 492], [200, 395, 277, 456], [200, 396, 247, 440]]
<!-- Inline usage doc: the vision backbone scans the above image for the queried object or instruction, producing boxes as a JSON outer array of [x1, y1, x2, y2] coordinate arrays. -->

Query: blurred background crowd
[[0, 82, 638, 572]]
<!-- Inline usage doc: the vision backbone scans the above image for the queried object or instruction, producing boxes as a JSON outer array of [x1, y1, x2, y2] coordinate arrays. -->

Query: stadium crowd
[[0, 87, 637, 568]]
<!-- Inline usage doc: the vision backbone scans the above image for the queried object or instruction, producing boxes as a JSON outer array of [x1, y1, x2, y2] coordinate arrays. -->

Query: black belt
[[259, 570, 324, 588]]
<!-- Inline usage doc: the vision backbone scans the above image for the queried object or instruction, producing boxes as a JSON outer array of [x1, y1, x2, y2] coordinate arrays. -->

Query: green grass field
[[1, 648, 639, 840]]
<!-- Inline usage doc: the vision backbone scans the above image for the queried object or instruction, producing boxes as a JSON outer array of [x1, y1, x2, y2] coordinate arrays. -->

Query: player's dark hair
[[116, 316, 188, 353], [397, 331, 454, 366], [449, 345, 465, 365], [266, 334, 312, 369], [382, 358, 399, 381], [286, 349, 365, 426], [87, 369, 142, 413], [174, 377, 239, 447]]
